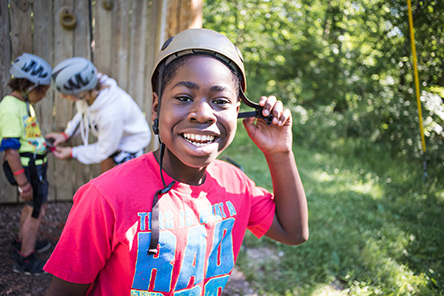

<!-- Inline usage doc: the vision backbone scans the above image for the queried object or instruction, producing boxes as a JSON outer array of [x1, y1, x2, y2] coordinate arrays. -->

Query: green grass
[[220, 122, 444, 296]]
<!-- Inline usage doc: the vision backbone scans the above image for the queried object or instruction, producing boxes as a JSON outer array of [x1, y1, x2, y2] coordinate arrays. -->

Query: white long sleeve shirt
[[64, 75, 151, 164]]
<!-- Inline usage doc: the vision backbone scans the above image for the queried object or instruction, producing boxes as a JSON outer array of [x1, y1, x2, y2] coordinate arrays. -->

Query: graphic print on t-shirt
[[23, 114, 46, 153], [131, 199, 238, 295]]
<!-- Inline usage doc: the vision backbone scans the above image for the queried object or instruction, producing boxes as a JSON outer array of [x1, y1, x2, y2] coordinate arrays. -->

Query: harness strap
[[27, 156, 43, 218], [20, 152, 46, 160], [13, 153, 46, 219], [20, 152, 47, 166]]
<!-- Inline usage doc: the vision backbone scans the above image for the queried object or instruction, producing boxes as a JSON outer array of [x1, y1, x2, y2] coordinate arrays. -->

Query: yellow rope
[[407, 0, 427, 153]]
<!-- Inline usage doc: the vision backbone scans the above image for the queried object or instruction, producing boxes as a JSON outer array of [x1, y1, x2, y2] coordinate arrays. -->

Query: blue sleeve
[[0, 138, 21, 151]]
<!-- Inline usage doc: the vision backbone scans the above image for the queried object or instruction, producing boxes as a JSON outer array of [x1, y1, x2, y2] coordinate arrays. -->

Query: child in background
[[46, 57, 151, 173], [0, 53, 52, 275], [45, 28, 309, 295]]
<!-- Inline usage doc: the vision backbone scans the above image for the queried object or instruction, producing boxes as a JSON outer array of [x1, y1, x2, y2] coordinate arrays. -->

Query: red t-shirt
[[44, 152, 275, 295]]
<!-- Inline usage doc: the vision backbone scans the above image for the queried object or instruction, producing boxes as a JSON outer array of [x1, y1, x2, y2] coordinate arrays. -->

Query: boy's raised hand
[[242, 95, 293, 154]]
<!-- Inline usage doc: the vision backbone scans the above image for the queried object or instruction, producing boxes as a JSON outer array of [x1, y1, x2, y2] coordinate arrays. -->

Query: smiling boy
[[45, 28, 308, 295]]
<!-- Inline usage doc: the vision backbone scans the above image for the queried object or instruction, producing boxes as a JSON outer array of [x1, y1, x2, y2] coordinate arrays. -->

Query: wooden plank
[[73, 0, 100, 191], [0, 0, 15, 203], [33, 0, 56, 201], [145, 0, 167, 153], [0, 0, 11, 98], [73, 0, 92, 58], [144, 0, 157, 147], [9, 0, 32, 58], [53, 0, 77, 201], [93, 0, 113, 76], [128, 0, 148, 110], [112, 0, 131, 90], [33, 1, 54, 136]]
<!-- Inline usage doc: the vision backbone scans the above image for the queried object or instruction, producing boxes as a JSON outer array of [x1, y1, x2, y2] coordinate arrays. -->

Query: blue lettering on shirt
[[174, 286, 202, 296], [206, 218, 235, 278], [132, 231, 176, 291], [175, 225, 206, 290], [226, 201, 236, 216], [138, 213, 148, 231], [133, 201, 236, 294], [204, 276, 230, 296]]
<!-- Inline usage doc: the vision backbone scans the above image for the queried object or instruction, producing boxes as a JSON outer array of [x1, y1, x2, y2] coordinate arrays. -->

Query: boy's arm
[[47, 276, 91, 296], [263, 150, 308, 245], [242, 96, 308, 245], [5, 148, 33, 201]]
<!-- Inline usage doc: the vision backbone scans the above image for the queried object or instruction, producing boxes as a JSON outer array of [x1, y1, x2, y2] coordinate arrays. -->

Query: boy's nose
[[188, 101, 216, 123]]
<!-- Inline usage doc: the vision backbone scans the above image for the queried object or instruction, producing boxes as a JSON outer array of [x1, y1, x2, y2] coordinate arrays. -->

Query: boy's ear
[[152, 92, 159, 121]]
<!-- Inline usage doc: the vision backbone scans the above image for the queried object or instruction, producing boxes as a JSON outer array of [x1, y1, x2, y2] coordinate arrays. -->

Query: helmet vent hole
[[161, 37, 174, 51]]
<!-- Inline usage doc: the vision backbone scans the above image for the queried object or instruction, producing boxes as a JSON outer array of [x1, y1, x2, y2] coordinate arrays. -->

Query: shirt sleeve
[[64, 112, 82, 138], [0, 138, 21, 150], [246, 178, 275, 239], [0, 110, 22, 139], [72, 115, 124, 164], [43, 183, 115, 284]]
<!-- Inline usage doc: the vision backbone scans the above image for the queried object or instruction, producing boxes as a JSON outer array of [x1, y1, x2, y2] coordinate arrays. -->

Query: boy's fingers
[[260, 96, 277, 117], [271, 100, 284, 124], [259, 96, 267, 106], [279, 108, 292, 126]]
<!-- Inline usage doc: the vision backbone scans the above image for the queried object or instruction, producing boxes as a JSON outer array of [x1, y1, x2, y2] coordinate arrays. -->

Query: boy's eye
[[213, 97, 230, 105], [176, 95, 192, 102]]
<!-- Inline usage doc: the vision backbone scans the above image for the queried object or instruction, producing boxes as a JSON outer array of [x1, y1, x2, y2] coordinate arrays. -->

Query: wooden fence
[[0, 0, 202, 203]]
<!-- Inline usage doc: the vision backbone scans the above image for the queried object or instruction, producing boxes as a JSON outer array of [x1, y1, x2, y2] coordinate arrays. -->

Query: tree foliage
[[203, 0, 444, 174]]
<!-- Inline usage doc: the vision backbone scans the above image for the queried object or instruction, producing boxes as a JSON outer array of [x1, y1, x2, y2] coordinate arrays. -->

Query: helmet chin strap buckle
[[237, 90, 273, 125]]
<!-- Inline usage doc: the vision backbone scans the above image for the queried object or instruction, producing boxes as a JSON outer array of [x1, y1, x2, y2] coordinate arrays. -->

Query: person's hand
[[53, 146, 73, 160], [46, 132, 68, 146], [18, 182, 33, 201], [242, 95, 293, 155]]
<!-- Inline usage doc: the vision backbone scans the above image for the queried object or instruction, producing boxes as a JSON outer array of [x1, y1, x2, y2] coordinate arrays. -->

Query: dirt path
[[0, 202, 255, 295]]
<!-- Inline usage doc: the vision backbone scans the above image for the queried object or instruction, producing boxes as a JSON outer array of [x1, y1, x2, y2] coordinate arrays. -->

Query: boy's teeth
[[183, 133, 215, 145]]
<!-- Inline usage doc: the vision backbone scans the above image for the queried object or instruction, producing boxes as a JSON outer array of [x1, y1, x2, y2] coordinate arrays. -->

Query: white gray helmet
[[52, 57, 98, 94], [10, 53, 52, 85]]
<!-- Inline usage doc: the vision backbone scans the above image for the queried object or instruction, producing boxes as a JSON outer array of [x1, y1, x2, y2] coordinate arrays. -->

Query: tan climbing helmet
[[151, 28, 247, 93]]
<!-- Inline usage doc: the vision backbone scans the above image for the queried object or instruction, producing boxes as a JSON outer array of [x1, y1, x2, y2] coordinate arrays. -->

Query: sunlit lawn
[[220, 122, 444, 296]]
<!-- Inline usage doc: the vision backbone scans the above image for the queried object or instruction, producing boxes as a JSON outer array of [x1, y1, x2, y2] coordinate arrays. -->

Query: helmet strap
[[148, 142, 176, 255], [23, 92, 32, 117], [148, 62, 176, 255], [86, 90, 98, 105], [25, 84, 38, 94], [152, 119, 159, 135]]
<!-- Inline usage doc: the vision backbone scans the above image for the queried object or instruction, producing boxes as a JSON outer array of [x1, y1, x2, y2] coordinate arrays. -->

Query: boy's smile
[[153, 55, 240, 184], [182, 133, 216, 147]]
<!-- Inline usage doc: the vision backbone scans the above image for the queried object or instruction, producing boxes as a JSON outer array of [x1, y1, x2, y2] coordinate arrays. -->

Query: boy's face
[[153, 55, 240, 174], [28, 85, 50, 104], [61, 91, 87, 102]]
